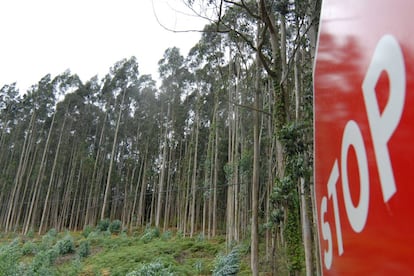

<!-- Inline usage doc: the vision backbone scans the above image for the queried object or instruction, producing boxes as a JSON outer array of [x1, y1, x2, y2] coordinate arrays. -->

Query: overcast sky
[[0, 0, 209, 92]]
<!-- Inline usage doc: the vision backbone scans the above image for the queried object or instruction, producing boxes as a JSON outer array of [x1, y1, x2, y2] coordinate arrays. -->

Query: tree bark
[[24, 112, 56, 235], [251, 16, 262, 276], [101, 90, 126, 220], [190, 105, 200, 237], [156, 103, 170, 227], [39, 113, 67, 234]]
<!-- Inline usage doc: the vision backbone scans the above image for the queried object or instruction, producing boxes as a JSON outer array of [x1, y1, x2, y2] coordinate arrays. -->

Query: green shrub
[[140, 227, 160, 243], [0, 239, 23, 275], [194, 260, 203, 274], [47, 228, 58, 238], [96, 218, 110, 232], [103, 230, 111, 237], [212, 246, 241, 276], [24, 247, 58, 275], [82, 225, 94, 238], [41, 230, 57, 250], [161, 230, 172, 241], [109, 219, 122, 234], [22, 241, 38, 256], [126, 260, 176, 276], [67, 257, 82, 276], [78, 240, 90, 258], [120, 230, 128, 238], [86, 230, 103, 245], [55, 234, 75, 255], [196, 233, 205, 242], [26, 229, 35, 239]]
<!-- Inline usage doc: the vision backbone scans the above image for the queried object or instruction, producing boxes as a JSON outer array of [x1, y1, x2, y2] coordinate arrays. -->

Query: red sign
[[314, 0, 414, 274]]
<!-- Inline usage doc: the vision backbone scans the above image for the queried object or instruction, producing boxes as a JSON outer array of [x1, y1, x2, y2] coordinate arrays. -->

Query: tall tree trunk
[[5, 111, 36, 232], [183, 146, 192, 236], [101, 90, 126, 220], [85, 114, 106, 227], [212, 108, 219, 237], [14, 144, 38, 231], [190, 98, 200, 237], [24, 112, 56, 235], [131, 156, 144, 229], [163, 146, 173, 231], [156, 103, 170, 228], [39, 113, 67, 234], [226, 54, 236, 247], [251, 18, 262, 276], [137, 156, 148, 227], [294, 47, 314, 276]]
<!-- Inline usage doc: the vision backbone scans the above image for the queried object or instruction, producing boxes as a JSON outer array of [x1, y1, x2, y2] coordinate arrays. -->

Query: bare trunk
[[251, 19, 262, 276], [101, 90, 126, 220], [23, 113, 56, 234], [137, 157, 148, 227], [6, 111, 36, 232], [163, 146, 173, 231], [39, 114, 66, 234], [131, 157, 144, 229], [190, 97, 200, 237], [156, 103, 170, 227]]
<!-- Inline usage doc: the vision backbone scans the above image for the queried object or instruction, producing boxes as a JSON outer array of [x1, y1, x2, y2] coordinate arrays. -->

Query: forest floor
[[0, 226, 254, 275]]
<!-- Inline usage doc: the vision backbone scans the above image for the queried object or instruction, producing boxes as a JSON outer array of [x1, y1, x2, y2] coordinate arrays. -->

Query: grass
[[0, 227, 252, 275], [77, 234, 223, 275]]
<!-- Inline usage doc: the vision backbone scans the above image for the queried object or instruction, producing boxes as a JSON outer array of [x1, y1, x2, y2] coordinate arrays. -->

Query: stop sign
[[314, 0, 414, 274]]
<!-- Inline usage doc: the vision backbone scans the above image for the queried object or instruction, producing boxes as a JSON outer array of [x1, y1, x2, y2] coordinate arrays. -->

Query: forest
[[0, 0, 321, 275]]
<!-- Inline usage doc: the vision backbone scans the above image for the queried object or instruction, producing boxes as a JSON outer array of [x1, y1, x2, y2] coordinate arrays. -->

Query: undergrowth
[[0, 221, 251, 275]]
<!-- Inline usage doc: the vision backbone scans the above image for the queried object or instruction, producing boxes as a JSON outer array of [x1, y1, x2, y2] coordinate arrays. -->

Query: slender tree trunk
[[101, 90, 126, 220], [227, 55, 236, 247], [137, 157, 148, 227], [212, 108, 219, 237], [183, 147, 192, 236], [307, 0, 319, 61], [251, 19, 262, 276], [131, 157, 144, 229], [14, 144, 38, 231], [190, 100, 200, 237], [39, 114, 67, 234], [156, 103, 170, 227], [206, 104, 215, 238], [85, 114, 106, 226], [67, 155, 79, 230], [265, 81, 275, 261], [23, 113, 56, 235], [163, 146, 173, 231], [6, 111, 36, 232]]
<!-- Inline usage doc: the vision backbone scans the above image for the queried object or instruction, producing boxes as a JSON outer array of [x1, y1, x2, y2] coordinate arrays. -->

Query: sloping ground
[[0, 228, 251, 275]]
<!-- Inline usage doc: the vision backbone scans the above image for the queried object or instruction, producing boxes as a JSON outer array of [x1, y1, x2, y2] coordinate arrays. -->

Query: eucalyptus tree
[[126, 74, 160, 228], [186, 26, 228, 238], [0, 83, 21, 231], [182, 0, 321, 274], [156, 47, 192, 230], [16, 74, 58, 234], [0, 83, 20, 152], [38, 71, 82, 234], [100, 57, 140, 220]]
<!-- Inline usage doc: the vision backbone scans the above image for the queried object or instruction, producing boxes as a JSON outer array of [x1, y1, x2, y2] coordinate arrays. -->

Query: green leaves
[[0, 239, 22, 276], [55, 234, 75, 255], [212, 246, 242, 276]]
